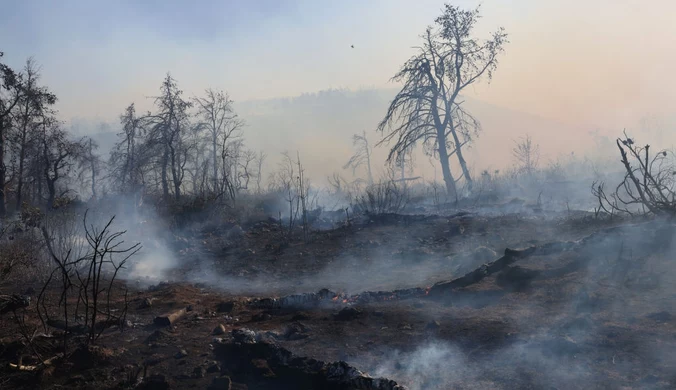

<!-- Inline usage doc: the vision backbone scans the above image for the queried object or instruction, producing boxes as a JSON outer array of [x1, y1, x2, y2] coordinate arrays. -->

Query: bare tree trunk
[[366, 153, 374, 186], [212, 129, 218, 193], [169, 144, 181, 201], [15, 145, 25, 209], [0, 124, 6, 217], [46, 179, 55, 209], [437, 132, 457, 199], [400, 160, 405, 181], [37, 169, 42, 203], [89, 138, 97, 200], [161, 146, 169, 200], [128, 137, 135, 191], [449, 120, 472, 189]]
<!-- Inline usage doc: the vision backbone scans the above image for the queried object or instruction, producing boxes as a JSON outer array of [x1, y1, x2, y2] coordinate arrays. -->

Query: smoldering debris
[[213, 328, 407, 390]]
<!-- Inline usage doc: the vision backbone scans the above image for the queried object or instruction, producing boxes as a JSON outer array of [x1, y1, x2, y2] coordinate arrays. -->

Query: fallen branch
[[9, 354, 62, 371]]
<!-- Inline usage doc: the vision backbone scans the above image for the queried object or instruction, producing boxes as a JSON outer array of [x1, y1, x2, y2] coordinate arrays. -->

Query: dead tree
[[343, 130, 374, 185], [39, 211, 140, 349], [297, 152, 309, 241], [11, 58, 57, 209], [109, 103, 144, 193], [38, 118, 84, 209], [377, 4, 507, 197], [194, 89, 242, 195], [512, 134, 540, 175], [150, 74, 192, 201], [0, 52, 25, 217], [77, 137, 101, 200], [592, 131, 676, 217], [255, 151, 266, 194], [271, 152, 311, 239]]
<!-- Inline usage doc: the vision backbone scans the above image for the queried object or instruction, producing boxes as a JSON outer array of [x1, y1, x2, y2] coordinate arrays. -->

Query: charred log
[[250, 225, 652, 309], [429, 246, 536, 296], [249, 288, 337, 310], [153, 307, 187, 327]]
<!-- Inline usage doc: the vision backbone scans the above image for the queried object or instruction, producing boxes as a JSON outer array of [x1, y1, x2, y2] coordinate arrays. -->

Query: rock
[[175, 349, 188, 359], [334, 307, 362, 321], [212, 324, 226, 335], [208, 376, 232, 390], [216, 301, 235, 313], [232, 328, 257, 344]]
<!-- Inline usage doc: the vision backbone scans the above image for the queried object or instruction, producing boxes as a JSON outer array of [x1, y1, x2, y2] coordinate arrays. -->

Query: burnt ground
[[1, 206, 676, 389]]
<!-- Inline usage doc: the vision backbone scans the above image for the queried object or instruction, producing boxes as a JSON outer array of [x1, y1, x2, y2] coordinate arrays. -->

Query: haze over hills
[[77, 87, 607, 186]]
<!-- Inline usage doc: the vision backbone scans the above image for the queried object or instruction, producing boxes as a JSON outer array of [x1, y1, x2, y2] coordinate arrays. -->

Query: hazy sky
[[1, 0, 675, 129]]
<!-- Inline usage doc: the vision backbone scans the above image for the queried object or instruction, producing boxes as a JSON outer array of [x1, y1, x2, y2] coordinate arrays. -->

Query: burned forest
[[1, 2, 676, 390]]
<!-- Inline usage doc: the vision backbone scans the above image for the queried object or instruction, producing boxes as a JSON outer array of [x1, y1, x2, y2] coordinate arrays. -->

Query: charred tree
[[38, 117, 84, 209], [12, 58, 57, 210], [110, 103, 145, 194], [377, 5, 507, 197], [0, 52, 24, 216], [194, 89, 242, 195], [344, 130, 374, 185], [151, 74, 192, 201]]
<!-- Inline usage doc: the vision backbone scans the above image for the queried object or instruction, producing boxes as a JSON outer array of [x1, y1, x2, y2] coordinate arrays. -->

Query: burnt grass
[[1, 208, 676, 389]]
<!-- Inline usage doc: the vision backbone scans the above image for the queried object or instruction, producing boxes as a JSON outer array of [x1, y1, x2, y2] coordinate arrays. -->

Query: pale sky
[[1, 0, 675, 132]]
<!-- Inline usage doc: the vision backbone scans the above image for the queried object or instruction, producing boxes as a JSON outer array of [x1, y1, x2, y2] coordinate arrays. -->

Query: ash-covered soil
[[2, 208, 676, 389]]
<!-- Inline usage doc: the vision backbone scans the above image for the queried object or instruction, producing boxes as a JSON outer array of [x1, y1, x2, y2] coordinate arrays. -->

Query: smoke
[[368, 339, 595, 390], [125, 239, 178, 284], [372, 342, 470, 390]]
